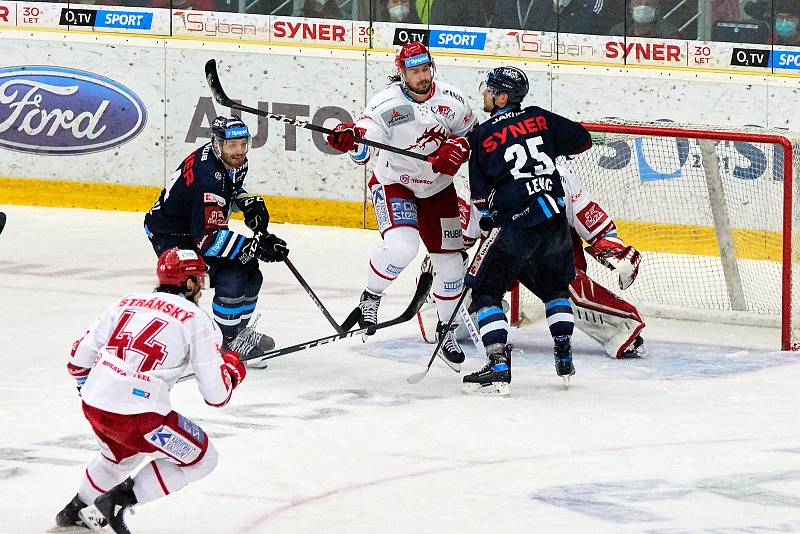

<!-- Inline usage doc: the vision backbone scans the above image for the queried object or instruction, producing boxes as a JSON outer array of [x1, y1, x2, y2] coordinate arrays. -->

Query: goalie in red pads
[[419, 162, 645, 359]]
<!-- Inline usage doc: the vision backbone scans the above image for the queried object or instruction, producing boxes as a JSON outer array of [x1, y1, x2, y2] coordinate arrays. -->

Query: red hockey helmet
[[156, 248, 209, 289], [395, 41, 432, 70]]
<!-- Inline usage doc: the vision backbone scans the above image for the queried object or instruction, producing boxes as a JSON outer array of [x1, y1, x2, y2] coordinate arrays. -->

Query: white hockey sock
[[131, 443, 219, 504], [78, 454, 144, 504], [429, 252, 464, 322], [366, 226, 419, 294]]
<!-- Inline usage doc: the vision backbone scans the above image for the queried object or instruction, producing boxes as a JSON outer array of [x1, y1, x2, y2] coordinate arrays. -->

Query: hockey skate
[[436, 320, 465, 368], [53, 494, 106, 531], [358, 289, 382, 337], [620, 335, 647, 359], [227, 315, 275, 369], [462, 343, 513, 396], [92, 478, 137, 534], [554, 336, 575, 389]]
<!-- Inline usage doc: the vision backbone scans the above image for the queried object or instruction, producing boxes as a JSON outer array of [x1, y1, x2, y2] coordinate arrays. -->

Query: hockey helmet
[[482, 66, 529, 106], [395, 41, 433, 70], [211, 115, 250, 142], [156, 248, 209, 289]]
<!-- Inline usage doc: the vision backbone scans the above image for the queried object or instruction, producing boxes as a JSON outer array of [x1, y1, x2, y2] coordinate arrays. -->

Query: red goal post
[[509, 119, 800, 351]]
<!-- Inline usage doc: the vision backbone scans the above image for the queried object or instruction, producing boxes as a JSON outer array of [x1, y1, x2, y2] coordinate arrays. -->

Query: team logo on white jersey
[[405, 125, 446, 151]]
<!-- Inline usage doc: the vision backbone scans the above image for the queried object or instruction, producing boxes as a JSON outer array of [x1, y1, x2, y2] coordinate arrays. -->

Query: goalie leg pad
[[569, 270, 645, 358]]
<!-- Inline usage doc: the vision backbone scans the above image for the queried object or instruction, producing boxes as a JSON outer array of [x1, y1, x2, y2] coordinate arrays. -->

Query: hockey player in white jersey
[[54, 249, 246, 534], [418, 162, 645, 359], [325, 41, 477, 367]]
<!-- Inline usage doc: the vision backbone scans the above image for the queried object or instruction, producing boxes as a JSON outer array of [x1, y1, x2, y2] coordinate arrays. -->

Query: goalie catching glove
[[430, 136, 470, 176], [237, 194, 269, 233], [584, 235, 641, 290], [326, 122, 366, 153]]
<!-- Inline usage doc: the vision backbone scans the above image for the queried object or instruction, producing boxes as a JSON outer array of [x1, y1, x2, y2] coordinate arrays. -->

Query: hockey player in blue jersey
[[144, 116, 288, 359], [463, 66, 592, 395]]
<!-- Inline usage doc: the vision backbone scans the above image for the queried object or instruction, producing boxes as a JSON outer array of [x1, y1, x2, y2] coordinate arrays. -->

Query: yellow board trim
[[0, 177, 782, 261], [616, 220, 783, 262], [0, 177, 378, 229]]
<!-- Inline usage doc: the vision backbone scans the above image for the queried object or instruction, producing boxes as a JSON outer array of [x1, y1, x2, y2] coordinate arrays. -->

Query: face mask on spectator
[[553, 0, 573, 8], [389, 4, 410, 21], [776, 19, 798, 39], [632, 5, 656, 23]]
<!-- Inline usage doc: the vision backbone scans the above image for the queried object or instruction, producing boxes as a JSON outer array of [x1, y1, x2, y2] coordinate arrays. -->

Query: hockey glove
[[585, 236, 641, 290], [238, 195, 270, 233], [67, 362, 90, 396], [221, 350, 246, 389], [255, 232, 289, 263], [326, 122, 365, 153], [430, 136, 470, 176]]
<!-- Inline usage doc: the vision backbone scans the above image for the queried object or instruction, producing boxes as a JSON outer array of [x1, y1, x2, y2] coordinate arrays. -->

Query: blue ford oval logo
[[0, 66, 147, 155]]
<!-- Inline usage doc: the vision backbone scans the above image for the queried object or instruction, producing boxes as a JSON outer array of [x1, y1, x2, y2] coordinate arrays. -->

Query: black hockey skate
[[436, 320, 465, 367], [554, 336, 575, 388], [358, 289, 382, 336], [93, 478, 137, 534], [620, 335, 645, 359], [462, 343, 512, 396], [55, 494, 106, 530]]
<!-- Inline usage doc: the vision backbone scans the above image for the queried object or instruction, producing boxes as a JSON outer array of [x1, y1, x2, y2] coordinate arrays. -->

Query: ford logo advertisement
[[0, 66, 147, 155]]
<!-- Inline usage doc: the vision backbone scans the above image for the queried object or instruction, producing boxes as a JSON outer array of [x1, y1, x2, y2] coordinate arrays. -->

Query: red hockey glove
[[221, 350, 246, 389], [67, 362, 91, 395], [585, 236, 641, 290], [326, 122, 365, 153], [430, 136, 470, 176]]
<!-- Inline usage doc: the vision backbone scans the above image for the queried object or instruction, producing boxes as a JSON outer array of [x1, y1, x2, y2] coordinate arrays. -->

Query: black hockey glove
[[254, 232, 288, 263], [239, 195, 270, 233]]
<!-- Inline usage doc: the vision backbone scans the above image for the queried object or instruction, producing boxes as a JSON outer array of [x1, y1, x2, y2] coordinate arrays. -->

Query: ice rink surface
[[2, 204, 800, 534]]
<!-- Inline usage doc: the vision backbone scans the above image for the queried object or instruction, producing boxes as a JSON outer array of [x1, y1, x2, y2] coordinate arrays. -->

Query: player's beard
[[407, 78, 432, 95]]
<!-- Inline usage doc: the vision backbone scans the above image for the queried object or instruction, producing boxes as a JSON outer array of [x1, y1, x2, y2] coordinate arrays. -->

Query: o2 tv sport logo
[[0, 66, 147, 155]]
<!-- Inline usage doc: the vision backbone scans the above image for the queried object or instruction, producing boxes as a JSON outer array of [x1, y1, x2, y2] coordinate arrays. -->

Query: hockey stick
[[282, 256, 361, 334], [205, 59, 430, 162], [178, 272, 432, 383], [407, 228, 502, 384]]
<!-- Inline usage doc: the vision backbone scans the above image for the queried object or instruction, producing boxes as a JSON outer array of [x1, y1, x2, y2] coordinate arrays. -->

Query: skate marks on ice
[[349, 333, 798, 381], [0, 389, 441, 482]]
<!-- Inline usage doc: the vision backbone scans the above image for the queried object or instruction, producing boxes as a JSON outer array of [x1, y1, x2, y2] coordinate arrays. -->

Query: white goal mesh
[[512, 119, 800, 351]]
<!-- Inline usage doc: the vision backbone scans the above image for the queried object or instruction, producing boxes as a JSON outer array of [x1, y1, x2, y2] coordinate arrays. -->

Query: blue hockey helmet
[[211, 115, 250, 142], [482, 67, 529, 106]]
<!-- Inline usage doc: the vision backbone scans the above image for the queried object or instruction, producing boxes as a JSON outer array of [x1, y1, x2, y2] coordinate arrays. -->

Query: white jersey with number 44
[[351, 81, 477, 198], [70, 292, 234, 416]]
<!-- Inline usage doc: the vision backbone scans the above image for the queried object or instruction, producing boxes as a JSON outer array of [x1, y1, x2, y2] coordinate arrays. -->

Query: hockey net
[[510, 119, 800, 351]]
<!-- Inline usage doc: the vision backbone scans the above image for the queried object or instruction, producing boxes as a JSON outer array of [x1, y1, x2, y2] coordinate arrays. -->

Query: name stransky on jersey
[[117, 297, 196, 323], [482, 113, 549, 153]]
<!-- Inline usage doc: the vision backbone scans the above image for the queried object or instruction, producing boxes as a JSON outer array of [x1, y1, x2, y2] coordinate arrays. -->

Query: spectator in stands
[[511, 0, 609, 34], [295, 0, 344, 18], [429, 0, 494, 26], [375, 0, 422, 22], [610, 0, 684, 38], [774, 0, 800, 46]]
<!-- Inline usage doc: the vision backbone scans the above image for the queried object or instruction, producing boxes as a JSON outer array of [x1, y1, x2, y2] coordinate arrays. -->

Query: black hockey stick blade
[[177, 273, 432, 383], [0, 212, 5, 235], [204, 59, 429, 162]]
